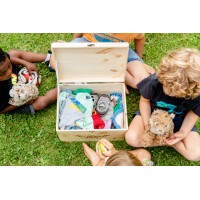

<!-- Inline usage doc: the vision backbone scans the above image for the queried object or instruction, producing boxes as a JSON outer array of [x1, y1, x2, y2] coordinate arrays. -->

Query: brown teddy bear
[[141, 109, 175, 147]]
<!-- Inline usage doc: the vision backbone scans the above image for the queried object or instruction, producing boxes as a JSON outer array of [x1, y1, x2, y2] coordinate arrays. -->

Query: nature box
[[52, 42, 129, 142]]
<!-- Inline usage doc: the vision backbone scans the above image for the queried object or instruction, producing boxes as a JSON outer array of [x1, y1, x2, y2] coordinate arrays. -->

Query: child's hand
[[143, 121, 150, 131], [165, 131, 187, 145], [25, 63, 39, 75], [25, 99, 34, 105], [96, 141, 106, 160], [96, 139, 117, 157]]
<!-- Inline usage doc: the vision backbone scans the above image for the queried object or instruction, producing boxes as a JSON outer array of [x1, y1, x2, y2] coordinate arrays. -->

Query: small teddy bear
[[141, 109, 175, 147], [9, 83, 39, 106]]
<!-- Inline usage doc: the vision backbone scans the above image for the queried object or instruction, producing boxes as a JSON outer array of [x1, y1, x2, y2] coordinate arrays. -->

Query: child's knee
[[125, 130, 141, 147], [184, 149, 200, 162]]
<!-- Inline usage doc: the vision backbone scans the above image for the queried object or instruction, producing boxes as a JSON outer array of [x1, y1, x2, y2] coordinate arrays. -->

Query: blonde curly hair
[[157, 48, 200, 99]]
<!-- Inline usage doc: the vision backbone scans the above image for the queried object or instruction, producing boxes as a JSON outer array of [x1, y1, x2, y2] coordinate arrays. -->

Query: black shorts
[[9, 105, 35, 114]]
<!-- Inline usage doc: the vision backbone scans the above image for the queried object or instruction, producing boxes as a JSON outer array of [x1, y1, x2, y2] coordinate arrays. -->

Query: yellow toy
[[98, 142, 108, 155]]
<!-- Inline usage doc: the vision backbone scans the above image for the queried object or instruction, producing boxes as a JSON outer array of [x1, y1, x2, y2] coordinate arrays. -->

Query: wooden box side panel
[[57, 129, 125, 142]]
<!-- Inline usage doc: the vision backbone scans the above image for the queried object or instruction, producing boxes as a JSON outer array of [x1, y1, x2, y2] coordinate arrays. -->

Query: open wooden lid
[[51, 42, 129, 83]]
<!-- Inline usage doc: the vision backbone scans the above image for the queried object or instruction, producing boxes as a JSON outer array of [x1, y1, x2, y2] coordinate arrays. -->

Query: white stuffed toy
[[9, 83, 39, 106]]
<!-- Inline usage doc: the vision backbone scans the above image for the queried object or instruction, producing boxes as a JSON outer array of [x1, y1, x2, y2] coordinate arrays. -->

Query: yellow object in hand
[[98, 143, 106, 153]]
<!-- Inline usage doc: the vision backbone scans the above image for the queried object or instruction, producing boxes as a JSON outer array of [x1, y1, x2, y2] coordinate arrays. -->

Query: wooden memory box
[[52, 42, 129, 142]]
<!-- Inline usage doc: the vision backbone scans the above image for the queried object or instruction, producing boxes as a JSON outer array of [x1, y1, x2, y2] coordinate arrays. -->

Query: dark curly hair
[[0, 48, 9, 64]]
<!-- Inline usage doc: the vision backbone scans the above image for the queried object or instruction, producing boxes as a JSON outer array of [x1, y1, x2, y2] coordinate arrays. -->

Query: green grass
[[0, 33, 200, 166]]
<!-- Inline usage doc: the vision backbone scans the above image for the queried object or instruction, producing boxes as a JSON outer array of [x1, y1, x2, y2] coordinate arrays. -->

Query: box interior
[[57, 83, 128, 132]]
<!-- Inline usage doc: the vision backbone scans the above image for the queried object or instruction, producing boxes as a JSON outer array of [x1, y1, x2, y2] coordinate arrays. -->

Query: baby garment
[[110, 93, 124, 129], [59, 97, 84, 130], [75, 92, 94, 130], [59, 90, 73, 114]]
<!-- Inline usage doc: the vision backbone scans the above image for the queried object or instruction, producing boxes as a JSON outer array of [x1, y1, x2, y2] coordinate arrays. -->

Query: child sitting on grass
[[48, 33, 155, 94], [0, 48, 57, 114], [82, 139, 153, 166], [125, 48, 200, 161]]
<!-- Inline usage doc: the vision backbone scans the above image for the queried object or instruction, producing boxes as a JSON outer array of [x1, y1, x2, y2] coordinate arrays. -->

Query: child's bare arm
[[139, 96, 151, 130], [97, 139, 118, 157], [0, 104, 18, 114], [166, 110, 199, 145], [10, 56, 39, 75], [180, 110, 198, 133], [134, 35, 145, 59]]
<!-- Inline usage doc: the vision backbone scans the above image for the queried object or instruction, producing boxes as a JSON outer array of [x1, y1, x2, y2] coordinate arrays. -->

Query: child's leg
[[172, 131, 200, 161], [8, 49, 47, 63], [32, 88, 57, 111], [82, 143, 100, 166], [49, 54, 56, 71], [125, 61, 149, 89], [125, 115, 145, 147]]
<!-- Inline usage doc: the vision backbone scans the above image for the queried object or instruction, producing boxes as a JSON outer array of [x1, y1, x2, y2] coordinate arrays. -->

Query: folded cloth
[[59, 90, 73, 114], [111, 108, 124, 129], [75, 92, 94, 130], [59, 97, 84, 130], [104, 119, 112, 129], [110, 92, 123, 113], [73, 88, 92, 95]]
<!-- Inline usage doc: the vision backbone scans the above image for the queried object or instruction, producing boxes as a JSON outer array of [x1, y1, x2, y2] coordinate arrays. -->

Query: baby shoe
[[91, 93, 100, 110], [96, 94, 111, 115]]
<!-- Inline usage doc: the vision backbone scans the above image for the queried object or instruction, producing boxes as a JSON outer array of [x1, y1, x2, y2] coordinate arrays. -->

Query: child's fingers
[[96, 141, 100, 152], [165, 138, 180, 145], [100, 139, 113, 149], [97, 149, 105, 159]]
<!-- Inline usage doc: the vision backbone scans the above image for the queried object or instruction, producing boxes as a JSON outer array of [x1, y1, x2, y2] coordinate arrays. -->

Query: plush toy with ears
[[141, 109, 175, 147]]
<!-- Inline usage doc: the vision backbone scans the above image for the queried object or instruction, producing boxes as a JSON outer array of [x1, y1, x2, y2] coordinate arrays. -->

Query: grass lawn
[[0, 33, 200, 166]]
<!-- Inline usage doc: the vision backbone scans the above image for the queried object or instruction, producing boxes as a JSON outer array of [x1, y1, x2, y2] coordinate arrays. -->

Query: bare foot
[[82, 143, 100, 166], [125, 85, 130, 94]]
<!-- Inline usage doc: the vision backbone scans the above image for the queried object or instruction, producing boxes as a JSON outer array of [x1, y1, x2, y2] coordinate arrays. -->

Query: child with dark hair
[[0, 48, 56, 114]]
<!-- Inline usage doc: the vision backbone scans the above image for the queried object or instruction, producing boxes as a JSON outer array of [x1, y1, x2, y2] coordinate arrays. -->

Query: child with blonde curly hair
[[125, 48, 200, 161]]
